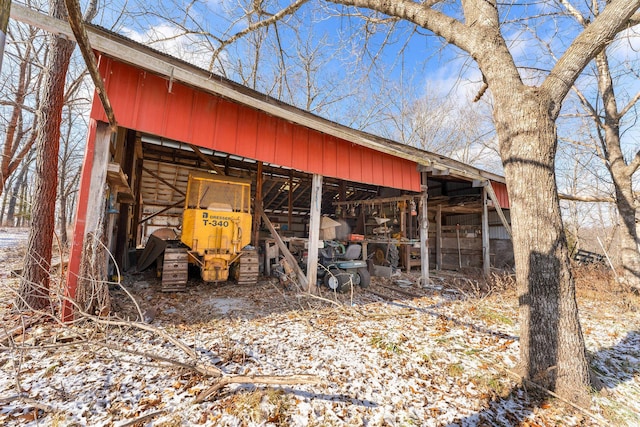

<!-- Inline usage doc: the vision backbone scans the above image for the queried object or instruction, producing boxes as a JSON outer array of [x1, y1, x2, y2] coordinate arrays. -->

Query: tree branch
[[63, 0, 117, 130], [195, 374, 321, 403], [326, 0, 475, 53], [629, 150, 640, 175], [558, 0, 588, 26], [542, 0, 640, 113], [618, 89, 640, 118], [209, 0, 309, 68]]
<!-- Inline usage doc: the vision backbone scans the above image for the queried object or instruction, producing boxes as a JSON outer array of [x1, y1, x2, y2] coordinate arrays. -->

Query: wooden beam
[[139, 199, 185, 225], [187, 144, 226, 176], [288, 171, 293, 230], [333, 195, 420, 206], [259, 206, 308, 290], [436, 204, 442, 270], [132, 150, 144, 247], [252, 162, 263, 247], [419, 175, 430, 285], [485, 181, 512, 239], [63, 0, 116, 130], [63, 121, 112, 322], [306, 174, 322, 291], [142, 166, 186, 196], [482, 187, 490, 276]]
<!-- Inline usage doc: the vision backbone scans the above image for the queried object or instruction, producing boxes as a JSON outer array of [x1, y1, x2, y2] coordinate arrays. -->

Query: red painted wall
[[91, 55, 422, 192]]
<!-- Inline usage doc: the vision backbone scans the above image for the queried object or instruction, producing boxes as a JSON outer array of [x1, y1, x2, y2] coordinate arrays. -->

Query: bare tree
[[57, 101, 84, 246], [17, 0, 98, 310], [556, 1, 640, 291], [204, 0, 640, 404], [17, 0, 78, 311], [0, 22, 45, 200], [4, 149, 34, 226]]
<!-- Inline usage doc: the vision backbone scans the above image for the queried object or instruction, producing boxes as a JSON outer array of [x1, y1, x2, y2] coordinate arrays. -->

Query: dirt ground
[[1, 227, 639, 426]]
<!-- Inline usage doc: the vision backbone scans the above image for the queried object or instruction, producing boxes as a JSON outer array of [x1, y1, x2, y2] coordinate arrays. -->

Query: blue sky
[[86, 0, 639, 191]]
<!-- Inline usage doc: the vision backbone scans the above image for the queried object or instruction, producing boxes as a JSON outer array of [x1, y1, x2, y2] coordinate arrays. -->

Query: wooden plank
[[419, 174, 429, 285], [252, 162, 263, 247], [436, 204, 442, 270], [259, 206, 308, 290], [139, 199, 185, 225], [486, 181, 512, 238], [188, 143, 225, 176], [482, 186, 490, 275], [142, 166, 185, 196], [63, 121, 112, 321], [441, 238, 482, 250]]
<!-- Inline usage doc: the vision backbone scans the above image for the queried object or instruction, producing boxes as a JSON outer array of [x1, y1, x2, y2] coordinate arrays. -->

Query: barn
[[10, 6, 512, 319]]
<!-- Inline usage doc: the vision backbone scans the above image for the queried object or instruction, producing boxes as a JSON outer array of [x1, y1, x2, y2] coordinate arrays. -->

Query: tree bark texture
[[611, 167, 640, 290], [593, 51, 640, 290], [493, 87, 591, 405], [17, 0, 75, 311]]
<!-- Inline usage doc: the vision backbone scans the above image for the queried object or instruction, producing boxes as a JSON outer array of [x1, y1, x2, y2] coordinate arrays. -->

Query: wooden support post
[[482, 187, 491, 276], [436, 204, 442, 270], [252, 162, 263, 247], [132, 142, 144, 247], [115, 128, 137, 270], [288, 170, 293, 231], [400, 200, 406, 237], [63, 120, 112, 322], [419, 173, 430, 286], [339, 181, 346, 220], [306, 174, 323, 291], [482, 186, 490, 276]]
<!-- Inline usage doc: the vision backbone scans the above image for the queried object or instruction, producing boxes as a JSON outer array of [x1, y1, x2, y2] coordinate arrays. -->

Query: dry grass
[[572, 263, 640, 312]]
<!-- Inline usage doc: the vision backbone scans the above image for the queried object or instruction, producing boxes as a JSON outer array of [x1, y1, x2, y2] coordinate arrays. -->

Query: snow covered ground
[[1, 232, 639, 426]]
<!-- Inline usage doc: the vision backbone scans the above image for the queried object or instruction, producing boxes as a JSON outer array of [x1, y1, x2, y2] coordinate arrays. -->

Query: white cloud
[[121, 24, 216, 71]]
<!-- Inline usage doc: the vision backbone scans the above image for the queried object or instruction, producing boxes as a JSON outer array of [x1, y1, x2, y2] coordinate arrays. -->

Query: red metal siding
[[256, 115, 278, 164], [491, 181, 510, 209], [92, 55, 421, 192], [292, 127, 309, 171], [275, 120, 294, 167], [307, 130, 324, 174], [236, 107, 259, 159], [164, 84, 194, 142], [323, 136, 338, 178], [214, 99, 239, 153], [190, 93, 218, 148]]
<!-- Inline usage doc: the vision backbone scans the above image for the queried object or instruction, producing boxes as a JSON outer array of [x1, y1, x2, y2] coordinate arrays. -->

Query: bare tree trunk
[[611, 170, 640, 290], [6, 154, 31, 226], [17, 175, 28, 227], [494, 88, 591, 405], [593, 51, 640, 290], [17, 0, 75, 311]]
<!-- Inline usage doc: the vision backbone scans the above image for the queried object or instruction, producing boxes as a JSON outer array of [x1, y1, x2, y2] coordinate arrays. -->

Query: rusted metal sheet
[[91, 55, 421, 192]]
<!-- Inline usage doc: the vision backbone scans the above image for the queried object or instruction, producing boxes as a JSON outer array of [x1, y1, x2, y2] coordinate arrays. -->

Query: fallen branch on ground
[[195, 374, 321, 403]]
